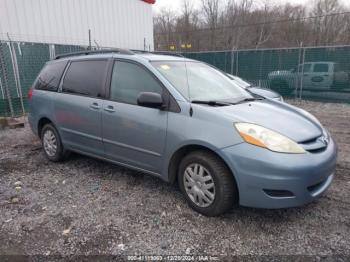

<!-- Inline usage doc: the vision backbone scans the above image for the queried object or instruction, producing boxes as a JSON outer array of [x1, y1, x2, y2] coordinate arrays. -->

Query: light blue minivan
[[28, 49, 337, 216]]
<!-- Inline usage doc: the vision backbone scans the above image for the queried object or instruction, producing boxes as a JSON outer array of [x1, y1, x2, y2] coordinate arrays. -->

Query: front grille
[[299, 134, 328, 153]]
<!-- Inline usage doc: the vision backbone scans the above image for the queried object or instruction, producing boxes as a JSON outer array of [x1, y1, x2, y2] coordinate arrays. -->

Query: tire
[[178, 150, 237, 216], [41, 123, 69, 162]]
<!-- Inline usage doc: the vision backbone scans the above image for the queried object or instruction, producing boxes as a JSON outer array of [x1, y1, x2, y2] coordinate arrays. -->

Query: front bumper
[[219, 137, 337, 209]]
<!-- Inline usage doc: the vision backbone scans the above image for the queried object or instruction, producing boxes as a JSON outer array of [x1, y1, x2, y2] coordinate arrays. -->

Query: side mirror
[[137, 92, 164, 109]]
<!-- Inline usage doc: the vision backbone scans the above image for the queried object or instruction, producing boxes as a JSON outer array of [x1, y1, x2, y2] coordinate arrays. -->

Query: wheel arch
[[37, 117, 56, 138], [167, 143, 237, 187]]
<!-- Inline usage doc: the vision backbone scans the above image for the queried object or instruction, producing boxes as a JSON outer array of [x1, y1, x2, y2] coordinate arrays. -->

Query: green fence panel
[[0, 42, 89, 117], [1, 43, 350, 118], [0, 99, 9, 117], [184, 46, 350, 103]]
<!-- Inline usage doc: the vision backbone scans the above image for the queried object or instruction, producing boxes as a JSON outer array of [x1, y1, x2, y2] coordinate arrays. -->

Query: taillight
[[28, 87, 33, 99]]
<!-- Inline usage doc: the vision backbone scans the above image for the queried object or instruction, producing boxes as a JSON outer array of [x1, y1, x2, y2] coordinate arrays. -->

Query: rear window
[[313, 64, 329, 73], [62, 60, 108, 97], [35, 61, 68, 91]]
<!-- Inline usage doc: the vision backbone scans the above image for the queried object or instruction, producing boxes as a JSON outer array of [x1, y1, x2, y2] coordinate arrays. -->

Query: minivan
[[28, 49, 337, 216]]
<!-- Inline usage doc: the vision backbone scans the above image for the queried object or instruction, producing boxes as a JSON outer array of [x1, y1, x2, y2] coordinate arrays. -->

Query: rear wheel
[[178, 151, 237, 216], [41, 124, 69, 162]]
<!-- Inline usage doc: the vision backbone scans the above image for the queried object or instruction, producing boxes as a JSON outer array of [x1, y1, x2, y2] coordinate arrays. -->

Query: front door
[[102, 60, 168, 174]]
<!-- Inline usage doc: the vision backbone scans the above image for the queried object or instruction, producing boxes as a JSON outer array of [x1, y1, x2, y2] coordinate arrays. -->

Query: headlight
[[235, 123, 306, 154]]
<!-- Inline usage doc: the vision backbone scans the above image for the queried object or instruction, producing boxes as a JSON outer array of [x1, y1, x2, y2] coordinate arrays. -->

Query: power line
[[154, 11, 350, 36]]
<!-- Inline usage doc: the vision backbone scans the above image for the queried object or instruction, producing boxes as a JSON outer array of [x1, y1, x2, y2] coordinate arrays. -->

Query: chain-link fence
[[184, 45, 350, 103], [0, 41, 89, 117], [1, 41, 350, 118]]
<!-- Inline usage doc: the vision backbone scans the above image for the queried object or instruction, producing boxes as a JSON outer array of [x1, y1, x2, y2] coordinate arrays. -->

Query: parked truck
[[268, 62, 349, 94]]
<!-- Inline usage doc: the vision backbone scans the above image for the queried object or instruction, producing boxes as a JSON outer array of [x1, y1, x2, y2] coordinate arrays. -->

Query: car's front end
[[220, 129, 336, 208], [212, 100, 337, 208]]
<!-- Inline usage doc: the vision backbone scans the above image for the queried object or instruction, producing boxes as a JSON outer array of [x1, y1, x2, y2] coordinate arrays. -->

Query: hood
[[248, 87, 280, 99], [213, 100, 323, 142]]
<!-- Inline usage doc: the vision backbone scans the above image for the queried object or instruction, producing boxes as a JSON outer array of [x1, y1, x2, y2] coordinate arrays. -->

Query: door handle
[[90, 103, 100, 110], [104, 105, 115, 113]]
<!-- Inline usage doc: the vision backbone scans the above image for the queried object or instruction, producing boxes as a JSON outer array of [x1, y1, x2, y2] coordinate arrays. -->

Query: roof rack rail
[[131, 50, 184, 58], [153, 51, 184, 58], [55, 48, 134, 60]]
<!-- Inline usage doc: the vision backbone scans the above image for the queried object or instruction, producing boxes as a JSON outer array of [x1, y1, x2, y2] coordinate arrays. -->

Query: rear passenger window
[[313, 64, 329, 73], [62, 60, 108, 97], [35, 61, 67, 91], [110, 61, 163, 105]]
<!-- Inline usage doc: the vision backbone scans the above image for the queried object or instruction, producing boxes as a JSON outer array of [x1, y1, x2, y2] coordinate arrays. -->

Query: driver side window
[[110, 61, 163, 105]]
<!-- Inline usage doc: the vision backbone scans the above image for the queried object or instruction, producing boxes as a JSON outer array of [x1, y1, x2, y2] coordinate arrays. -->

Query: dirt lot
[[0, 100, 349, 259]]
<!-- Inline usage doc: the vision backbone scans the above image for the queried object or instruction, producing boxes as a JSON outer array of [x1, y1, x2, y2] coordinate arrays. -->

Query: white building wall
[[0, 0, 154, 50]]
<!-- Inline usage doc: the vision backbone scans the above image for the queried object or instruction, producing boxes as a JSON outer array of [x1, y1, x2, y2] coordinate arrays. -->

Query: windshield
[[151, 61, 252, 102]]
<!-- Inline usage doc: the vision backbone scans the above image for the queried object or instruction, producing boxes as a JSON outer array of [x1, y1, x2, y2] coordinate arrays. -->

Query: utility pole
[[88, 29, 92, 50]]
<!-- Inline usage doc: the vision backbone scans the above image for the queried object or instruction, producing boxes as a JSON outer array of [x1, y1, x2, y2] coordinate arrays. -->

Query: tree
[[153, 0, 350, 51], [176, 0, 200, 50], [311, 0, 346, 45], [201, 0, 221, 50], [154, 8, 177, 50]]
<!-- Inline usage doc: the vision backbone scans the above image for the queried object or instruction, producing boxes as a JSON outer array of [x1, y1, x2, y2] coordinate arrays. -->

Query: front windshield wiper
[[191, 100, 232, 106]]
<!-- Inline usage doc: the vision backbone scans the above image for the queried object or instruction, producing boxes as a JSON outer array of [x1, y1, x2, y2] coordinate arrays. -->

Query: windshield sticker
[[160, 64, 171, 70]]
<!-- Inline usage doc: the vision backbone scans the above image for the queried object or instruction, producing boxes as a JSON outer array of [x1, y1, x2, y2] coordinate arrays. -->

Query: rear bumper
[[28, 114, 38, 136], [219, 137, 337, 209]]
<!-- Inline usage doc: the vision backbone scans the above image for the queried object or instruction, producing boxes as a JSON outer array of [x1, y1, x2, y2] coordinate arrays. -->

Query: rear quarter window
[[35, 61, 68, 91]]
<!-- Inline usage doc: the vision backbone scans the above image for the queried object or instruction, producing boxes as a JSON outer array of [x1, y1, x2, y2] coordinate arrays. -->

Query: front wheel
[[178, 151, 238, 216]]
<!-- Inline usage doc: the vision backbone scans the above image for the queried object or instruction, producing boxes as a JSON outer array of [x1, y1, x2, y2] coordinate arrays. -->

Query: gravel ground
[[0, 100, 349, 259]]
